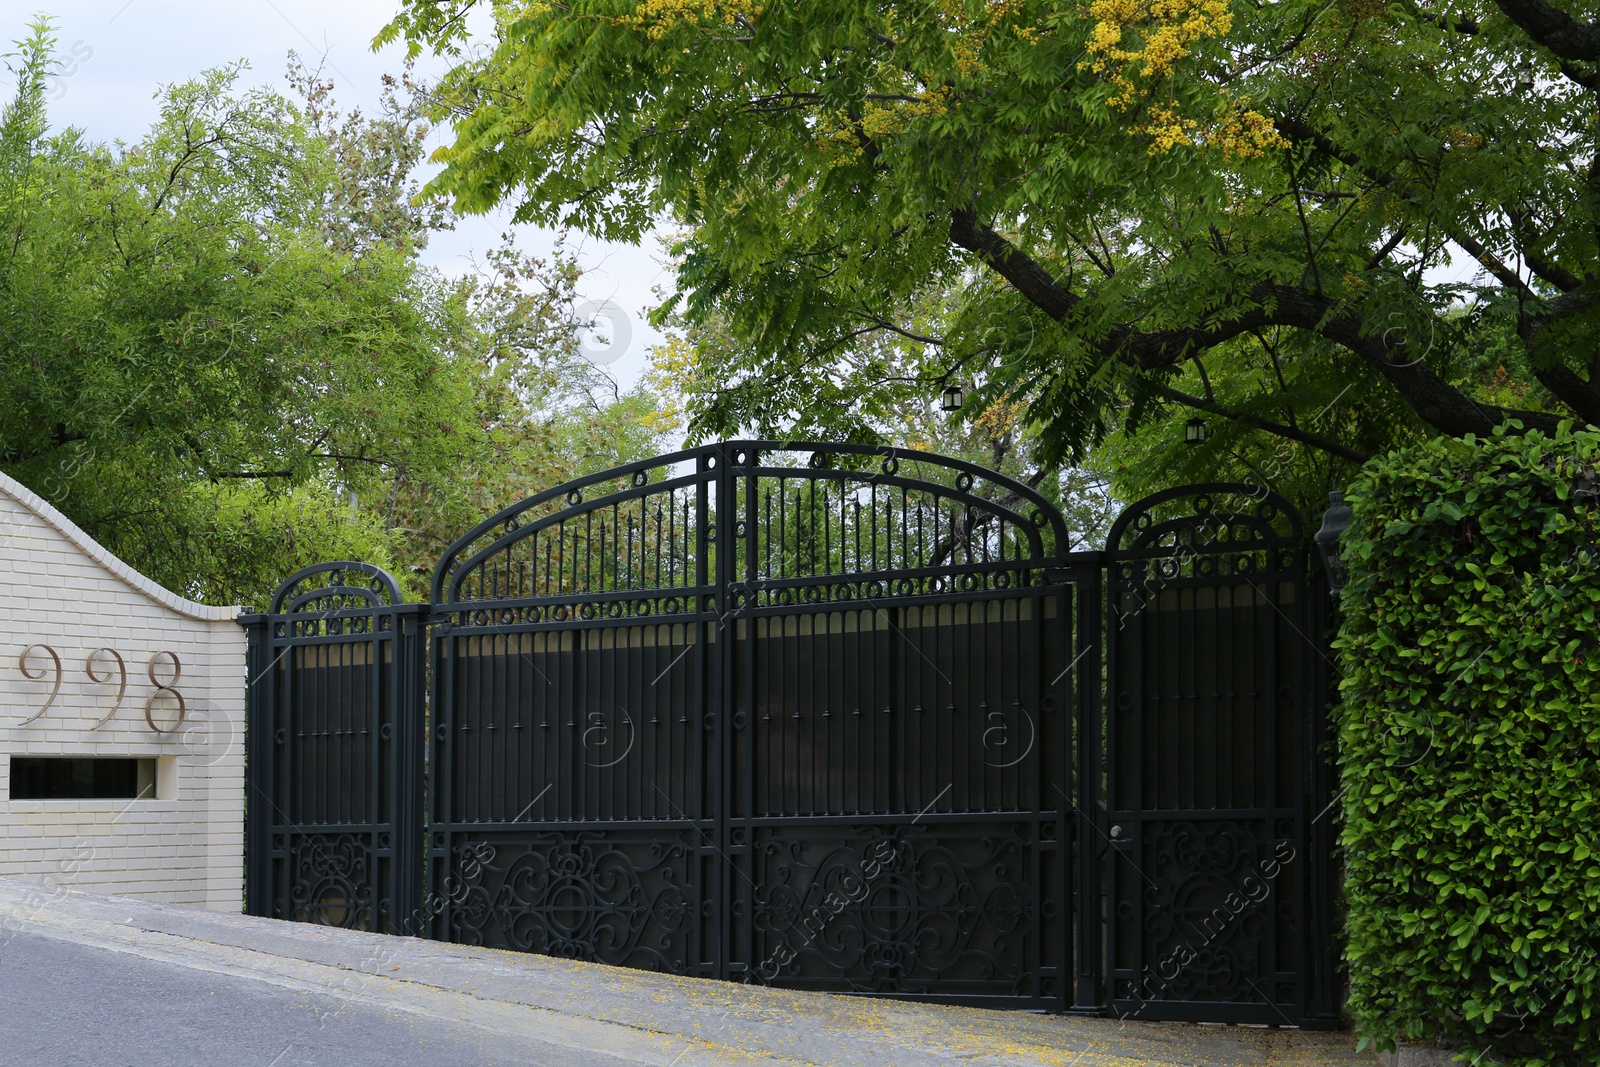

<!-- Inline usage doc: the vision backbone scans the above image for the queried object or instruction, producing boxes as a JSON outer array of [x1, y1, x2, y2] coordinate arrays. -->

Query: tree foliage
[[383, 0, 1599, 502], [642, 280, 1119, 547], [0, 19, 665, 606]]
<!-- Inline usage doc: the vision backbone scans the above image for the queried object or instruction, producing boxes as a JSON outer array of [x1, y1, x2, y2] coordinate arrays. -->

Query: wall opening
[[10, 757, 158, 800]]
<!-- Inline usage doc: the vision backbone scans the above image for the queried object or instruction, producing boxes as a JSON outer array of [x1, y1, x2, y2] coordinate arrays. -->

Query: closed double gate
[[242, 442, 1338, 1024]]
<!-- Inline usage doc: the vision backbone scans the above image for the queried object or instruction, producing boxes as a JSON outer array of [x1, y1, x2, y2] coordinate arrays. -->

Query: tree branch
[[947, 205, 1567, 437], [1150, 381, 1372, 462], [1490, 0, 1600, 61], [949, 208, 1078, 319]]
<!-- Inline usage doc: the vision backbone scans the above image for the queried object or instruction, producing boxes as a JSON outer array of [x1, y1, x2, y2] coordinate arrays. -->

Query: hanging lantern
[[940, 383, 967, 412], [1315, 490, 1354, 599], [1184, 417, 1207, 444]]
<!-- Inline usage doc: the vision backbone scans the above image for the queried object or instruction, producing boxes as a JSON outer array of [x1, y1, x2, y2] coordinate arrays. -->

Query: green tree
[[382, 0, 1599, 504], [0, 19, 667, 605], [643, 279, 1118, 547]]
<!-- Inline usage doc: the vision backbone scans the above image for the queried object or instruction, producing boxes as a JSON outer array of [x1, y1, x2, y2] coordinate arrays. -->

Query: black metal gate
[[422, 443, 1080, 1006], [241, 444, 1337, 1024], [1098, 485, 1337, 1025], [242, 562, 426, 935]]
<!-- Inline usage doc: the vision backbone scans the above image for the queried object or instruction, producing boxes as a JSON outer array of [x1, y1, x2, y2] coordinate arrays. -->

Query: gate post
[[240, 608, 274, 918], [1071, 559, 1106, 1013], [1303, 575, 1342, 1029], [392, 601, 430, 935]]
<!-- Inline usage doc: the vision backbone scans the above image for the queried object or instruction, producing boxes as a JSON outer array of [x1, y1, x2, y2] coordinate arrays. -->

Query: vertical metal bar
[[734, 447, 756, 971], [1307, 551, 1339, 1028], [887, 604, 900, 814], [394, 603, 427, 936], [240, 612, 272, 917], [368, 618, 384, 930], [1073, 559, 1105, 1013], [709, 445, 732, 979], [433, 620, 455, 941]]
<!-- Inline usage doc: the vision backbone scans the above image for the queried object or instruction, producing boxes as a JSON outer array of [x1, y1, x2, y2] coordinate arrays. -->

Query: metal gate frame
[[242, 446, 1338, 1024]]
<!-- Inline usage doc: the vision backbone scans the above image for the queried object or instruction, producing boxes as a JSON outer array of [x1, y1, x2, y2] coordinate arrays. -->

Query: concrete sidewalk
[[0, 878, 1377, 1066]]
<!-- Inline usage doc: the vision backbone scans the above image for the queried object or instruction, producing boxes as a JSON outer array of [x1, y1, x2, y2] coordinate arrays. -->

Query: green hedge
[[1336, 424, 1600, 1066]]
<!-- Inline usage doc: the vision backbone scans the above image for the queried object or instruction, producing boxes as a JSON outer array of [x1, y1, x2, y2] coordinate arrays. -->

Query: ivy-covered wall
[[1335, 425, 1600, 1065]]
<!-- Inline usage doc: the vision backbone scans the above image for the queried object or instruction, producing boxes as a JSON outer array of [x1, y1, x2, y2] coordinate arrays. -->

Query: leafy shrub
[[1336, 424, 1600, 1066]]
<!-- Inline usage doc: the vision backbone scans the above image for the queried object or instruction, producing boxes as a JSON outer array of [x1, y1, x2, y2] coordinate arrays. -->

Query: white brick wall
[[0, 471, 244, 910]]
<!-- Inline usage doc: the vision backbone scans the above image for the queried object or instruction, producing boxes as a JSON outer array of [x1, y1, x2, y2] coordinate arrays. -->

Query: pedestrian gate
[[242, 443, 1337, 1025]]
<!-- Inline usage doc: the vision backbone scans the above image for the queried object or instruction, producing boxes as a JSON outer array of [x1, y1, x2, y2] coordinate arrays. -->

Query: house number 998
[[16, 645, 186, 733]]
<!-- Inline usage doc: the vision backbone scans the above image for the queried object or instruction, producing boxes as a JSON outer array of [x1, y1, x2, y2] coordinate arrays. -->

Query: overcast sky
[[7, 1, 666, 386]]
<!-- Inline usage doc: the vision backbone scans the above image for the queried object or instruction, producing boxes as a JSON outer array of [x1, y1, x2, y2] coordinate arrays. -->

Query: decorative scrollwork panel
[[277, 832, 384, 932], [743, 822, 1061, 1001], [435, 830, 698, 975], [1111, 819, 1302, 1011]]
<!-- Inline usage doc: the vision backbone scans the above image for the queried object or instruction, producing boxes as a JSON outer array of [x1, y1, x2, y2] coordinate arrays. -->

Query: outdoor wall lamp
[[940, 383, 967, 412], [1575, 464, 1598, 503], [1315, 490, 1354, 599], [1184, 417, 1207, 444]]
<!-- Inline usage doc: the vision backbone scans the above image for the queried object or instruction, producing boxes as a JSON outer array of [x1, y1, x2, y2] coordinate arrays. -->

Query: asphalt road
[[0, 878, 1381, 1067], [0, 926, 620, 1067]]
